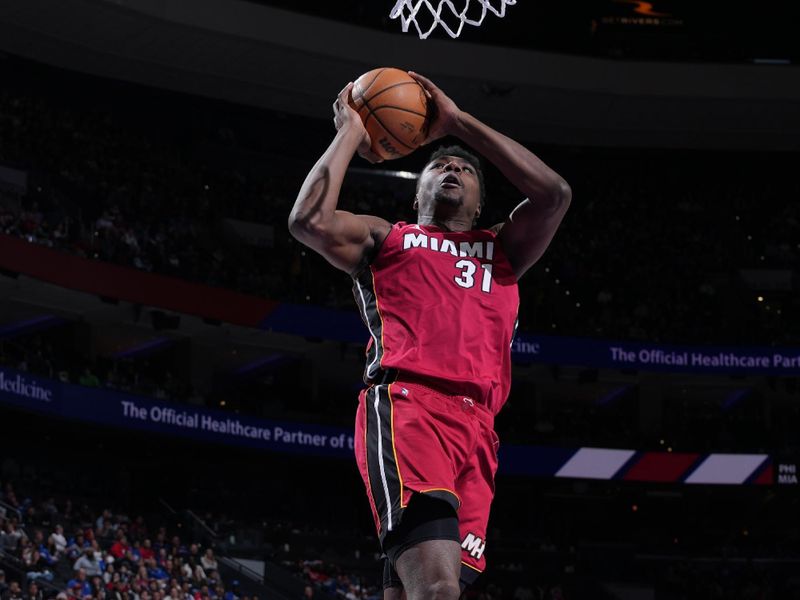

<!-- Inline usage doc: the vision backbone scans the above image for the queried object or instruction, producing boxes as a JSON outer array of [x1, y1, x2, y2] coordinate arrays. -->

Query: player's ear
[[413, 196, 419, 211]]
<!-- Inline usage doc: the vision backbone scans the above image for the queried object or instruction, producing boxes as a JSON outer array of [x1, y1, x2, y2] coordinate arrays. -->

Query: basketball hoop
[[390, 0, 517, 39]]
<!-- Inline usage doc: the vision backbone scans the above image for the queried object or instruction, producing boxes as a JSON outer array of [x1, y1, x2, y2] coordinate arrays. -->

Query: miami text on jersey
[[403, 232, 495, 260]]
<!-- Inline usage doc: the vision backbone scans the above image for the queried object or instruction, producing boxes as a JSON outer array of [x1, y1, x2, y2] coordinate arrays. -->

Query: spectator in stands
[[41, 497, 59, 524], [90, 576, 104, 598], [50, 524, 68, 557], [222, 581, 239, 600], [74, 547, 102, 576], [164, 560, 180, 582], [66, 533, 87, 561], [79, 368, 101, 388], [1, 520, 23, 552], [176, 560, 191, 581], [194, 584, 210, 600], [204, 572, 220, 591], [1, 580, 23, 600], [165, 585, 181, 600], [110, 537, 130, 561], [180, 582, 192, 600], [96, 510, 112, 532], [2, 485, 20, 509], [27, 581, 43, 600], [146, 558, 168, 581], [67, 569, 92, 597], [22, 539, 54, 583], [90, 540, 105, 564], [30, 531, 52, 562], [133, 565, 149, 589], [128, 516, 147, 542], [0, 570, 7, 598], [102, 565, 115, 586], [139, 539, 155, 562], [152, 531, 167, 555], [191, 566, 206, 587], [168, 537, 186, 559], [200, 550, 217, 572], [187, 544, 201, 566]]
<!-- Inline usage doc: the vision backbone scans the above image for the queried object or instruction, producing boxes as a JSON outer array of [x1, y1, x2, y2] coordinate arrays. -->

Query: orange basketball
[[349, 67, 430, 161]]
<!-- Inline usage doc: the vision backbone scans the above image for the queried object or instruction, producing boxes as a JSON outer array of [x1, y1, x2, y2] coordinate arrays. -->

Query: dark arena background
[[1, 1, 799, 599]]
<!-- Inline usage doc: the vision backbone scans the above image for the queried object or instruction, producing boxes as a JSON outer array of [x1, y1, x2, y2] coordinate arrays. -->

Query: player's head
[[414, 145, 486, 226]]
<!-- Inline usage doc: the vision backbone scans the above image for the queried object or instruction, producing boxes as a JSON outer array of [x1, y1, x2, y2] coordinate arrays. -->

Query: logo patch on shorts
[[461, 532, 486, 560], [400, 387, 409, 396]]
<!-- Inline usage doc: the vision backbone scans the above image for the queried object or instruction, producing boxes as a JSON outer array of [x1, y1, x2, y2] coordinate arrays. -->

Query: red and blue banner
[[3, 235, 800, 375]]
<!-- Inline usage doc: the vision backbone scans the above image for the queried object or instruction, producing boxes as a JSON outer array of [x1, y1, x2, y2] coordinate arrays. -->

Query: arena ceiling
[[251, 0, 797, 64], [0, 0, 798, 150]]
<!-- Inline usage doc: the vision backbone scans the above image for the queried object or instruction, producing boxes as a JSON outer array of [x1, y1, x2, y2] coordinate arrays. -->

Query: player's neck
[[417, 215, 473, 232]]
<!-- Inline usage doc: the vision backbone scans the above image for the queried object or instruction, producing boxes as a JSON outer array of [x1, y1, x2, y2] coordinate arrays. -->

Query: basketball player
[[288, 72, 571, 599]]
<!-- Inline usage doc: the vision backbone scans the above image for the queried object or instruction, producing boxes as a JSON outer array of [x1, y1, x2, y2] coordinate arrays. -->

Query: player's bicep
[[496, 194, 570, 279], [291, 210, 387, 274]]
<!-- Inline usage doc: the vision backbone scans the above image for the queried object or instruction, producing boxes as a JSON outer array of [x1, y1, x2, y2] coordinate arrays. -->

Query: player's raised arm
[[409, 71, 571, 280], [288, 83, 391, 275]]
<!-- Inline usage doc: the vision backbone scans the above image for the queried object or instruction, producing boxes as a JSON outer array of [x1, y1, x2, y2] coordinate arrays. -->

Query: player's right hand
[[333, 83, 382, 164]]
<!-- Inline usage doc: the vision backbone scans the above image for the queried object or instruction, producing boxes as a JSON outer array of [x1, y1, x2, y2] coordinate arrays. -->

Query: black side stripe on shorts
[[365, 384, 403, 537], [352, 267, 385, 382]]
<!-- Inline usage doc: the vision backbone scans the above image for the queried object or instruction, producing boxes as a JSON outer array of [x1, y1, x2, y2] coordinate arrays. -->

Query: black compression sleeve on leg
[[383, 493, 460, 567], [383, 558, 403, 590]]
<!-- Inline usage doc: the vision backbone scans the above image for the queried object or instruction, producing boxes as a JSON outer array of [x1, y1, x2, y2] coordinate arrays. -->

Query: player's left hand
[[408, 71, 463, 145]]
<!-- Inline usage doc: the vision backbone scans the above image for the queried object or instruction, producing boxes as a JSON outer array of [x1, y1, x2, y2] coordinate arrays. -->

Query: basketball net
[[390, 0, 517, 39]]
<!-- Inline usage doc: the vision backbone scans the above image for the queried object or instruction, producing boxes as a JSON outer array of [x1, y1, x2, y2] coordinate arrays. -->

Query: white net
[[390, 0, 517, 39]]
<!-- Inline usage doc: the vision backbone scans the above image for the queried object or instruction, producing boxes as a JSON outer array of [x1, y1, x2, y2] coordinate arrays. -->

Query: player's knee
[[419, 578, 460, 600], [383, 587, 404, 600]]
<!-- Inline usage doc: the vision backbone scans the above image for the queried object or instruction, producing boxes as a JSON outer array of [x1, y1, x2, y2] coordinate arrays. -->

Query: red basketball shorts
[[354, 377, 499, 579]]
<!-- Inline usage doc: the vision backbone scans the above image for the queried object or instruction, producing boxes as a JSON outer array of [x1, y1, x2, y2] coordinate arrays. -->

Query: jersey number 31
[[454, 259, 493, 293]]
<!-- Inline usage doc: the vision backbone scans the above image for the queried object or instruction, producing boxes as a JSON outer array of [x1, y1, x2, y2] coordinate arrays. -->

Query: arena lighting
[[0, 315, 65, 339], [722, 389, 750, 412], [111, 337, 172, 359], [594, 385, 631, 407], [753, 58, 791, 65], [348, 167, 419, 180], [233, 353, 288, 375]]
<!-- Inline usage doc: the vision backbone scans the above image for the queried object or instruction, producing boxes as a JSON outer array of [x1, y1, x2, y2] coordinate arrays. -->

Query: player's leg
[[453, 418, 500, 588], [354, 382, 467, 599], [383, 559, 405, 600], [384, 494, 462, 600], [394, 540, 461, 600], [383, 587, 406, 600]]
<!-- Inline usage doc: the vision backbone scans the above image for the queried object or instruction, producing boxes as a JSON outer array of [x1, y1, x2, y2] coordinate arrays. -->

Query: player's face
[[415, 156, 481, 220]]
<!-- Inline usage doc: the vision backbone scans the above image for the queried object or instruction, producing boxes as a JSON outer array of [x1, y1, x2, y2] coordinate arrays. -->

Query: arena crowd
[[1, 58, 799, 347]]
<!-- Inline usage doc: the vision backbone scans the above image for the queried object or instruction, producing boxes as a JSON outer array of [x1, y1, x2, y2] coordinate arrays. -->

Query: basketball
[[348, 67, 430, 161]]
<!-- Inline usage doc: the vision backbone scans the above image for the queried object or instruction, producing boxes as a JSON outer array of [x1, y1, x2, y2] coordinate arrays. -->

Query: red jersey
[[352, 221, 519, 415]]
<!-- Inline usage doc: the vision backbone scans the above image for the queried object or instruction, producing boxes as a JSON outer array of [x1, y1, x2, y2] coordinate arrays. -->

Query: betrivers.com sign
[[0, 371, 54, 402]]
